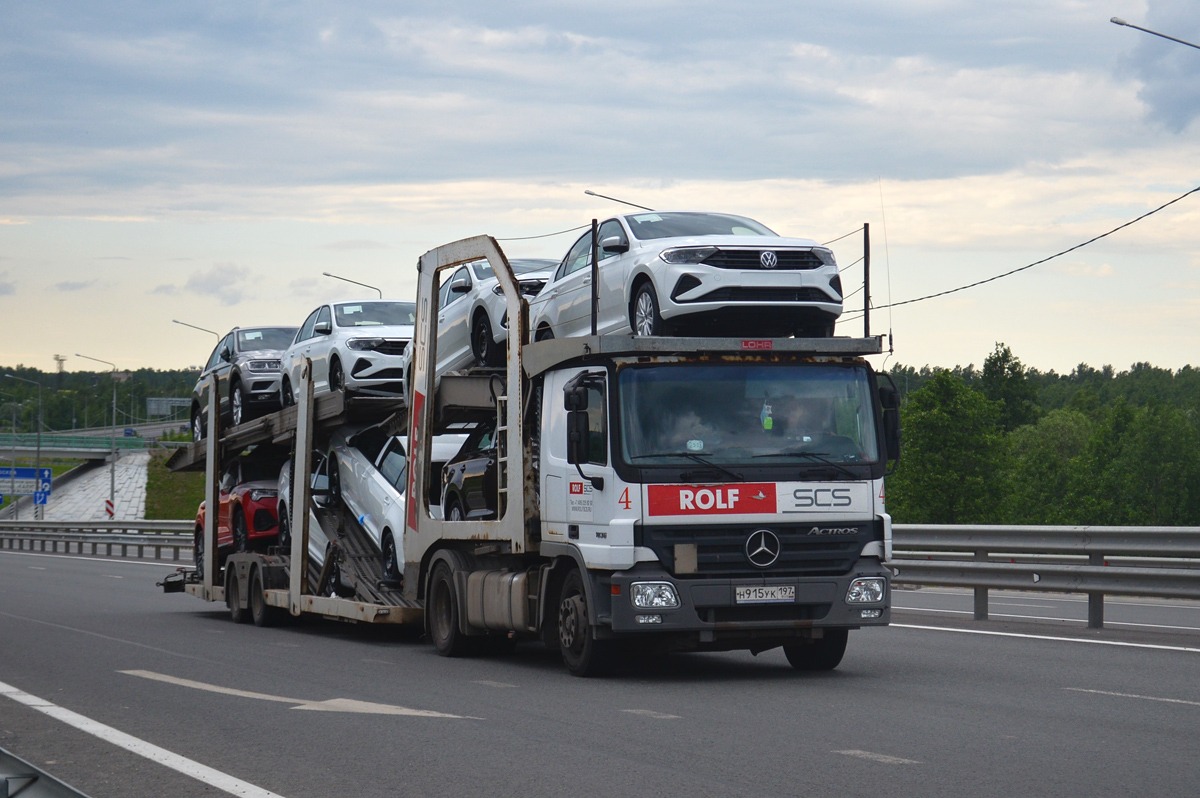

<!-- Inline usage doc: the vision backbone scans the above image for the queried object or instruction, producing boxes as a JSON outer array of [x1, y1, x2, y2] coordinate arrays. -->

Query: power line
[[879, 184, 1200, 310], [497, 224, 591, 242], [823, 227, 863, 246]]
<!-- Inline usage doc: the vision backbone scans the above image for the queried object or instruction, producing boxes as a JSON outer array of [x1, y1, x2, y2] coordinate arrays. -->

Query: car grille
[[684, 287, 837, 304], [703, 250, 825, 270], [636, 522, 877, 578]]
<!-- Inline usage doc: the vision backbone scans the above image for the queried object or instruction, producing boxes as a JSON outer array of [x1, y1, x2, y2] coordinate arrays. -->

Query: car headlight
[[347, 338, 386, 351], [246, 360, 281, 371], [845, 577, 885, 604], [659, 246, 718, 264], [248, 489, 278, 502], [814, 247, 837, 267], [630, 582, 680, 609]]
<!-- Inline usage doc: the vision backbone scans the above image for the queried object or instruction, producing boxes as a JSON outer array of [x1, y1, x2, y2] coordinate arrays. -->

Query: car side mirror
[[450, 276, 471, 294], [314, 320, 332, 335], [219, 348, 232, 363], [600, 236, 629, 255]]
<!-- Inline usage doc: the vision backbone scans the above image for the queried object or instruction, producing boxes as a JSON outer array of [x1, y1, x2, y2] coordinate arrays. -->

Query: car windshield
[[624, 212, 776, 241], [334, 302, 416, 327], [619, 363, 879, 467], [470, 258, 557, 281], [237, 328, 296, 351]]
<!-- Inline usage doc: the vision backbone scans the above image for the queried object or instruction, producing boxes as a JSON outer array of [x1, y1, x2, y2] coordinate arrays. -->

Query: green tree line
[[0, 366, 199, 433], [885, 345, 1200, 525]]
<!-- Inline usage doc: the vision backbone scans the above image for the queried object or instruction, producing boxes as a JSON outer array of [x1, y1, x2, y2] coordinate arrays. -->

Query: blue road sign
[[0, 467, 52, 495], [34, 491, 49, 505]]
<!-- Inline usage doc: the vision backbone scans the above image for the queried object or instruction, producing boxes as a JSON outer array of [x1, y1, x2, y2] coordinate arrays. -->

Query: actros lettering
[[680, 488, 740, 511], [792, 488, 852, 507]]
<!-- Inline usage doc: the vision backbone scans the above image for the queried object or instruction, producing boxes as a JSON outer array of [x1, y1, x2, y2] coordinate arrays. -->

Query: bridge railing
[[889, 524, 1200, 628], [0, 433, 155, 451]]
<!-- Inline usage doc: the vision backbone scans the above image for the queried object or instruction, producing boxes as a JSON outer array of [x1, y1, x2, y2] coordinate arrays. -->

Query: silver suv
[[191, 326, 298, 440]]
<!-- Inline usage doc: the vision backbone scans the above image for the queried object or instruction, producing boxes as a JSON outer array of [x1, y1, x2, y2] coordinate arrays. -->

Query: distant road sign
[[0, 467, 52, 496], [33, 491, 49, 505]]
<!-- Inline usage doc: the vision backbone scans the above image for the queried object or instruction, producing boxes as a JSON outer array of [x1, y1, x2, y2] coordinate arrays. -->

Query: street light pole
[[76, 354, 118, 519], [0, 390, 17, 519], [1111, 17, 1200, 50], [322, 272, 384, 298], [4, 374, 43, 519]]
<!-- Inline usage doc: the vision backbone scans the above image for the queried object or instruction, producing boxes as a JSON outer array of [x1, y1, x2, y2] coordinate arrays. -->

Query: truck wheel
[[194, 526, 204, 580], [233, 509, 249, 553], [428, 561, 474, 657], [558, 569, 615, 677], [783, 629, 848, 671], [250, 568, 282, 627], [226, 571, 248, 624]]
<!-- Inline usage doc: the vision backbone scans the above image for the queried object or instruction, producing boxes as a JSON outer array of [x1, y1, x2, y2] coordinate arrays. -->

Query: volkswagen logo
[[759, 251, 778, 269], [745, 529, 781, 568]]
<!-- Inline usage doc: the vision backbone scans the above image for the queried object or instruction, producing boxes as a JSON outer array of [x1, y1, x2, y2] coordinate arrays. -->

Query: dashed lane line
[[893, 623, 1200, 653], [1064, 688, 1200, 708], [621, 709, 681, 719], [473, 680, 518, 688], [0, 677, 286, 798], [834, 750, 920, 765]]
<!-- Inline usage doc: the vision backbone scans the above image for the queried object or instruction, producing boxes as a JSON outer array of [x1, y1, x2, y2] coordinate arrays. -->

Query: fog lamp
[[635, 614, 663, 624], [860, 609, 883, 619]]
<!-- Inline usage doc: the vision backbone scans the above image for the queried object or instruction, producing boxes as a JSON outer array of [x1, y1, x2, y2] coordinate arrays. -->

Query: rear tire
[[194, 526, 205, 580], [534, 326, 554, 342], [250, 568, 282, 627], [192, 410, 204, 442], [445, 497, 464, 522], [783, 629, 848, 671], [277, 504, 290, 551], [381, 532, 400, 581], [428, 561, 474, 657], [327, 457, 342, 504], [227, 572, 248, 624], [558, 569, 616, 677]]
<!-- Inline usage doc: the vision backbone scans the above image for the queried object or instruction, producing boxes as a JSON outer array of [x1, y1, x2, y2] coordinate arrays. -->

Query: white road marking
[[621, 709, 681, 719], [28, 566, 46, 570], [104, 575, 123, 579], [991, 602, 1054, 609], [1064, 688, 1200, 708], [834, 750, 919, 765], [472, 680, 517, 688], [893, 623, 1200, 653], [121, 670, 477, 718], [0, 677, 286, 798], [0, 550, 183, 567], [893, 606, 1200, 633]]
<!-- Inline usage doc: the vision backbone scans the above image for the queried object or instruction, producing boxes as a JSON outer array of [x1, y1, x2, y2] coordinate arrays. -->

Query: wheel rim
[[432, 576, 453, 645], [193, 415, 203, 441], [558, 592, 586, 656], [235, 514, 247, 551], [448, 502, 462, 521], [278, 511, 289, 550], [232, 387, 243, 426], [384, 537, 398, 578], [635, 291, 655, 336]]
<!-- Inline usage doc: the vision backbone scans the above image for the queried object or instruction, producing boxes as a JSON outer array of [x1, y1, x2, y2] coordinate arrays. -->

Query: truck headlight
[[630, 582, 680, 609], [846, 577, 885, 604]]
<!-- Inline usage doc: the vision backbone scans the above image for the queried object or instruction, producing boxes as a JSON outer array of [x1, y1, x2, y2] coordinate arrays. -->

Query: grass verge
[[145, 450, 203, 521]]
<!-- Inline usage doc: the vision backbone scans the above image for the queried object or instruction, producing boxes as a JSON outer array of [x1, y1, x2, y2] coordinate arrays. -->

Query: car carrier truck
[[164, 233, 901, 676]]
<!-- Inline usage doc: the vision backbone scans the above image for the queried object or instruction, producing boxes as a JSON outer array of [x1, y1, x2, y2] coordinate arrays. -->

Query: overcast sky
[[2, 0, 1198, 374]]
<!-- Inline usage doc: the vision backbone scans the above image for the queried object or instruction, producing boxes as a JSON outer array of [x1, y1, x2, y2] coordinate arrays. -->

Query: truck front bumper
[[605, 559, 890, 638]]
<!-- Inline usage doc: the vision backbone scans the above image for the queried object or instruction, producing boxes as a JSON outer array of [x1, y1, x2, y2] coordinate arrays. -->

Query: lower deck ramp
[[313, 505, 422, 613]]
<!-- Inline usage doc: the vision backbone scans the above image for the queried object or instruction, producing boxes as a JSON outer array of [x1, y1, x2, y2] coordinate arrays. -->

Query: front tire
[[381, 532, 400, 581], [231, 381, 246, 426], [327, 457, 342, 505], [192, 410, 204, 442], [233, 509, 249, 553], [632, 282, 667, 336], [783, 629, 848, 671], [428, 561, 473, 657], [277, 504, 290, 551], [445, 496, 464, 522], [472, 313, 501, 367], [227, 572, 248, 624], [194, 526, 205, 580], [558, 569, 616, 677], [280, 377, 294, 407], [329, 357, 344, 392]]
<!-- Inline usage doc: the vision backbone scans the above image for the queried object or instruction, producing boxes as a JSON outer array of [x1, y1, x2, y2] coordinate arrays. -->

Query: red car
[[194, 450, 286, 577]]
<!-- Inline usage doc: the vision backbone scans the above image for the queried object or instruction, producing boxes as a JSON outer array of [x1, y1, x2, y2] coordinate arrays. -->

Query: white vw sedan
[[527, 212, 843, 339], [280, 300, 415, 404]]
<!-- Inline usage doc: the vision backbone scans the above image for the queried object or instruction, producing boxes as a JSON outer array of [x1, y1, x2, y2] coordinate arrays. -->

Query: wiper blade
[[630, 451, 744, 482], [752, 450, 858, 479]]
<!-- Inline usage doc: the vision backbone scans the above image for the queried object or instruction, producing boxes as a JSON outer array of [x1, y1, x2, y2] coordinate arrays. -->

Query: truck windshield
[[618, 363, 879, 467]]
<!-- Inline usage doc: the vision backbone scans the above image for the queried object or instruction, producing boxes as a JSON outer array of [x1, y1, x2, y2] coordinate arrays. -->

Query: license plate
[[735, 585, 796, 604]]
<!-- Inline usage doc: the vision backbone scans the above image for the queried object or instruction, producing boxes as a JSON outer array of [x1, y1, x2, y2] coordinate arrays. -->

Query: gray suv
[[191, 326, 298, 440]]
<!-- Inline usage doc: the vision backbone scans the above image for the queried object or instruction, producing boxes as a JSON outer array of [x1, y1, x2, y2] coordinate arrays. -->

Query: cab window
[[586, 383, 607, 466]]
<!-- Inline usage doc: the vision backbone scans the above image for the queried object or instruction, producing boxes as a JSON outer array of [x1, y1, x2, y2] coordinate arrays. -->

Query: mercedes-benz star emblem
[[760, 251, 778, 269], [745, 529, 781, 568]]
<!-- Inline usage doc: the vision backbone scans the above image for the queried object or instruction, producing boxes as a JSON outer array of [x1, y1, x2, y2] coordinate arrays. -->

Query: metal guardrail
[[0, 433, 153, 450], [889, 524, 1200, 628], [0, 520, 194, 562]]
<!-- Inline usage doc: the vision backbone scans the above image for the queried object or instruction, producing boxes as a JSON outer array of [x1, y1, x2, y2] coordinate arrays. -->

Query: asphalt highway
[[2, 550, 1199, 798]]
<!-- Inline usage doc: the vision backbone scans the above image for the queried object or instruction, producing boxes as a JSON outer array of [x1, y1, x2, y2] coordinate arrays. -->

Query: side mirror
[[564, 384, 588, 412], [314, 320, 332, 335], [600, 236, 629, 255], [566, 410, 589, 465], [878, 384, 901, 463], [450, 276, 471, 294], [219, 347, 232, 363]]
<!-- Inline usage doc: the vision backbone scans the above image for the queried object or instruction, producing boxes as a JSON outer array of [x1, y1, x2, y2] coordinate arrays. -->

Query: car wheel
[[534, 326, 554, 342], [558, 569, 616, 676], [445, 496, 464, 522], [277, 504, 290, 551], [280, 377, 294, 407], [632, 282, 667, 336], [428, 561, 474, 657], [231, 382, 245, 426], [194, 526, 205, 580], [381, 532, 400, 581], [473, 313, 500, 367], [329, 357, 344, 392], [327, 457, 342, 504], [192, 410, 204, 442], [233, 508, 249, 553], [783, 629, 848, 671]]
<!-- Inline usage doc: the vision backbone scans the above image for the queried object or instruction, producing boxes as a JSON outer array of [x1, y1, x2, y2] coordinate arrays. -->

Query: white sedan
[[280, 300, 415, 405], [527, 211, 843, 340], [326, 426, 408, 581]]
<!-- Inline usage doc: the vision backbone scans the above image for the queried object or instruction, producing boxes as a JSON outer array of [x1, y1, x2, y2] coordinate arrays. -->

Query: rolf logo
[[679, 487, 739, 510], [745, 529, 781, 568], [646, 483, 776, 516], [759, 251, 778, 269], [569, 482, 586, 495], [807, 526, 858, 536]]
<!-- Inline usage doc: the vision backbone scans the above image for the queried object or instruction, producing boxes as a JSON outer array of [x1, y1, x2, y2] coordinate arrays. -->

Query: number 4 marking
[[619, 487, 632, 510]]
